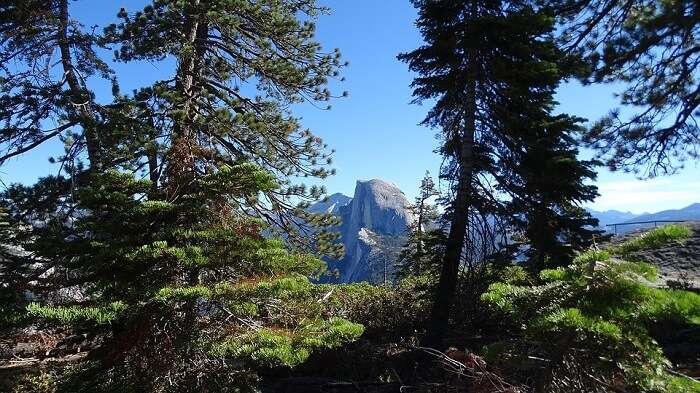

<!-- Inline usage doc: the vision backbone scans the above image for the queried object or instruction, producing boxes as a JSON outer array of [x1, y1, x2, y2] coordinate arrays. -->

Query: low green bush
[[482, 246, 700, 392], [611, 224, 692, 257]]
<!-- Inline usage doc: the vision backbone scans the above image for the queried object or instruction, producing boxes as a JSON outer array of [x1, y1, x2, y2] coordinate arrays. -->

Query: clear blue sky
[[1, 0, 697, 214]]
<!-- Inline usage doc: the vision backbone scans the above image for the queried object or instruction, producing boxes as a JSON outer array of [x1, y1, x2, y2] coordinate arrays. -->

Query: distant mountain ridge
[[315, 184, 700, 280], [622, 203, 700, 223], [308, 193, 352, 215], [588, 203, 700, 233], [311, 179, 412, 283], [586, 209, 641, 229]]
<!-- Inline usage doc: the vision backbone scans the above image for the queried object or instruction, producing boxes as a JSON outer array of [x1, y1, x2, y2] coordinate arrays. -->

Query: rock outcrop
[[313, 179, 412, 283]]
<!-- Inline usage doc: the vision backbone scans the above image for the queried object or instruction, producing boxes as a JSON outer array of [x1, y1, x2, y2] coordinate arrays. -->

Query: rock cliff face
[[314, 179, 412, 283]]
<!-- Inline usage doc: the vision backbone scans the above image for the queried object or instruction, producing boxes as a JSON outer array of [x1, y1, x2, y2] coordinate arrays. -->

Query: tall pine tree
[[501, 114, 602, 270], [2, 1, 361, 390], [400, 0, 600, 345], [396, 172, 444, 279]]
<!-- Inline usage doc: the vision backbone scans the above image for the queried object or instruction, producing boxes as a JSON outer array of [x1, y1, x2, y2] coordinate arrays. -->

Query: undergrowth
[[610, 224, 692, 257]]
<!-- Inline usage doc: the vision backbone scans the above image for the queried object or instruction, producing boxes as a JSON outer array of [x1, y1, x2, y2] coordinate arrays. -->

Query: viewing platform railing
[[606, 220, 688, 235]]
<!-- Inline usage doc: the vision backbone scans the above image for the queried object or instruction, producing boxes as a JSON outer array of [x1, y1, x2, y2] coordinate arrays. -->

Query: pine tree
[[555, 0, 700, 177], [0, 0, 111, 171], [102, 1, 345, 213], [1, 1, 361, 390], [0, 203, 25, 328], [400, 0, 583, 345], [482, 227, 699, 391], [396, 172, 444, 279], [502, 114, 603, 270], [19, 167, 362, 390]]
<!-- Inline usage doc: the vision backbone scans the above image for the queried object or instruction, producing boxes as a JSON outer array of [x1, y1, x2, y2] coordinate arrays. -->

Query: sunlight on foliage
[[209, 318, 363, 367], [482, 240, 700, 392], [611, 224, 692, 257], [27, 302, 127, 325]]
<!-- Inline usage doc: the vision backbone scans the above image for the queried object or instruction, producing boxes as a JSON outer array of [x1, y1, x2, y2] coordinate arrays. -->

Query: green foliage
[[396, 172, 443, 280], [641, 289, 700, 326], [325, 278, 433, 341], [0, 204, 29, 329], [482, 245, 700, 392], [610, 224, 692, 257], [4, 161, 360, 392], [209, 318, 364, 368], [557, 0, 700, 176], [11, 370, 57, 393], [400, 0, 603, 343], [27, 302, 127, 325], [572, 249, 610, 265]]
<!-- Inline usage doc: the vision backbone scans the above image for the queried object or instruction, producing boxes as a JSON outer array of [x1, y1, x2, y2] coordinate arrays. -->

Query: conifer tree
[[0, 0, 111, 171], [555, 0, 700, 176], [502, 114, 602, 270], [18, 167, 362, 390], [102, 0, 347, 231], [0, 203, 24, 328], [1, 1, 360, 389], [400, 0, 583, 345], [396, 172, 444, 279]]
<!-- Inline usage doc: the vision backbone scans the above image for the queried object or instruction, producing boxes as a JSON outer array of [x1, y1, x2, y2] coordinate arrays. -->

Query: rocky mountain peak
[[344, 179, 412, 246], [312, 179, 413, 283]]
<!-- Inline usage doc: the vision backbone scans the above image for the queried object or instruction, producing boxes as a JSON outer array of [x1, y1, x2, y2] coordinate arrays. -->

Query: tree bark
[[424, 0, 478, 348], [166, 0, 208, 197], [57, 0, 101, 172], [147, 122, 160, 193], [174, 0, 205, 142]]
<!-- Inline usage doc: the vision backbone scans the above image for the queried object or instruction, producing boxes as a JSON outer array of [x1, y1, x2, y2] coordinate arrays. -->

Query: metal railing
[[606, 220, 688, 235]]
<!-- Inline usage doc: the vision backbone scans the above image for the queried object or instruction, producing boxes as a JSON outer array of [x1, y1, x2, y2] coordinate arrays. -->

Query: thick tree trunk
[[166, 1, 209, 197], [424, 0, 478, 347], [57, 0, 101, 172], [174, 0, 205, 142], [170, 2, 209, 332]]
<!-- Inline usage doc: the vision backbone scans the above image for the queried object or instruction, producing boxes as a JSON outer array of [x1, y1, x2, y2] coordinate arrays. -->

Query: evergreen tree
[[1, 1, 360, 390], [483, 227, 699, 392], [18, 167, 362, 391], [102, 0, 346, 227], [0, 0, 111, 171], [396, 172, 444, 279], [0, 203, 25, 328], [400, 0, 584, 345], [555, 0, 700, 177], [502, 114, 602, 270]]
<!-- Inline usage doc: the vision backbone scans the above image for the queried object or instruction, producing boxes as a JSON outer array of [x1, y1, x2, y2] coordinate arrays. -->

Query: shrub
[[482, 245, 700, 392], [611, 224, 692, 257]]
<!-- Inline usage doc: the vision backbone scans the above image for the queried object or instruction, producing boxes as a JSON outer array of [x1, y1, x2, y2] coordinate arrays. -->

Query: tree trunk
[[416, 199, 425, 259], [174, 0, 205, 142], [57, 0, 101, 172], [170, 2, 208, 333], [147, 123, 160, 193], [166, 1, 207, 196], [424, 0, 478, 347]]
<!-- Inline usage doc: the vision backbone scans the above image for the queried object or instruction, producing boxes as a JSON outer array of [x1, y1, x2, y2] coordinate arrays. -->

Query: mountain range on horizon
[[311, 180, 700, 282], [311, 179, 413, 284], [317, 182, 700, 232], [587, 203, 700, 233]]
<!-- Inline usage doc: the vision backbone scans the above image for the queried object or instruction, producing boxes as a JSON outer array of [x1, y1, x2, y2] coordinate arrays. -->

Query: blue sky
[[1, 0, 698, 214]]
